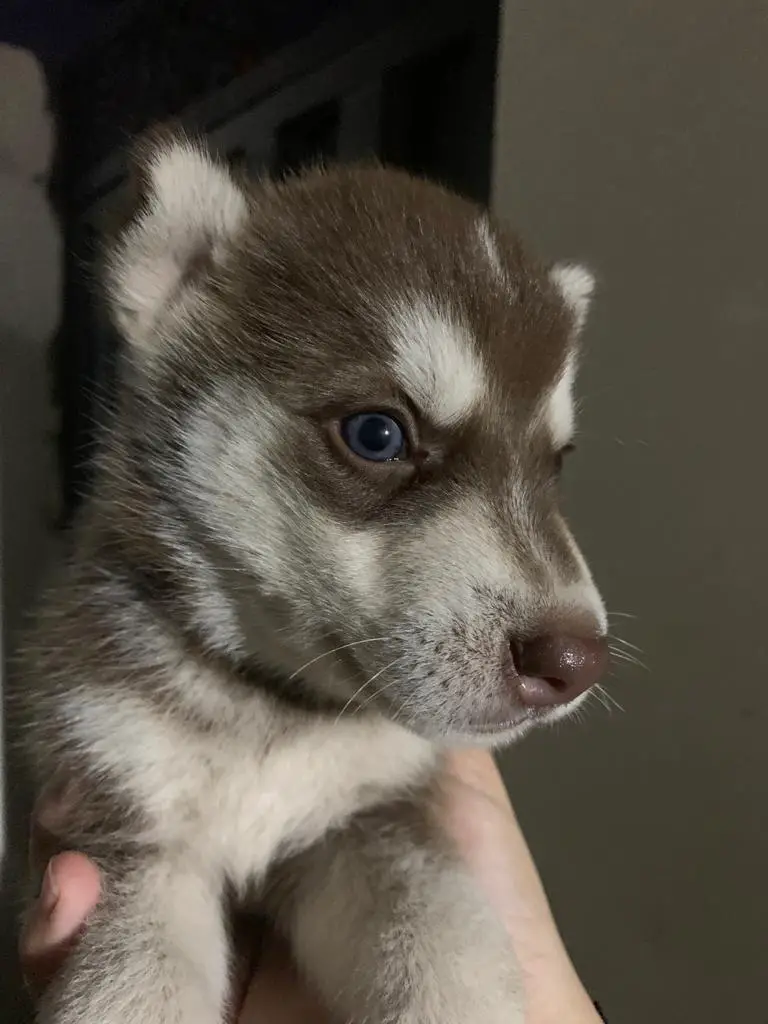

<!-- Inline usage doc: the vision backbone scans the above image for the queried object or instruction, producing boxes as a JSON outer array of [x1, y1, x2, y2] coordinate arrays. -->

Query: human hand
[[21, 752, 601, 1023]]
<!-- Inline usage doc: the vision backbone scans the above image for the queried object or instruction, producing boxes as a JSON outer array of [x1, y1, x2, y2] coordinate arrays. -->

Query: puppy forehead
[[386, 294, 571, 424], [223, 168, 573, 413]]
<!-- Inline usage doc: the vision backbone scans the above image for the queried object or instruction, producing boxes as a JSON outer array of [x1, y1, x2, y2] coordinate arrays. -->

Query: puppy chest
[[147, 720, 435, 886]]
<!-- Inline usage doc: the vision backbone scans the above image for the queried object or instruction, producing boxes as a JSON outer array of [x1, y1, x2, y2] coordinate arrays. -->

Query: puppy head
[[104, 131, 608, 745]]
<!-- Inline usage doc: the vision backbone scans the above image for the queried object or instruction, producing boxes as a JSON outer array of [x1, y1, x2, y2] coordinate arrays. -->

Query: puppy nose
[[513, 635, 608, 707]]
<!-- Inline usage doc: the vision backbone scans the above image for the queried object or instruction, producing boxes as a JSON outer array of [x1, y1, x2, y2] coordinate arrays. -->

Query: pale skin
[[20, 751, 602, 1024]]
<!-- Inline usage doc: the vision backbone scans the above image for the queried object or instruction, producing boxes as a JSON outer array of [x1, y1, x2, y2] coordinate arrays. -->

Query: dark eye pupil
[[358, 415, 394, 453], [341, 412, 406, 462]]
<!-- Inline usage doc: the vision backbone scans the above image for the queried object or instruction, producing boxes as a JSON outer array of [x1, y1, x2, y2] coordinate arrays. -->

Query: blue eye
[[341, 412, 407, 462]]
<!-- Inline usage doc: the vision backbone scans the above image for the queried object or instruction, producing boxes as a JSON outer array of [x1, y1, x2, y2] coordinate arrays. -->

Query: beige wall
[[492, 2, 768, 1021]]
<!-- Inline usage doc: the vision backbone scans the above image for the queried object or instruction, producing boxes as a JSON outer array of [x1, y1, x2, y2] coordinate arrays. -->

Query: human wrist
[[523, 946, 603, 1024]]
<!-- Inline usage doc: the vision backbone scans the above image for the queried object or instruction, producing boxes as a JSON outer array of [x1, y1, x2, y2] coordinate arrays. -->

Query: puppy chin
[[386, 688, 592, 747], [393, 715, 533, 749]]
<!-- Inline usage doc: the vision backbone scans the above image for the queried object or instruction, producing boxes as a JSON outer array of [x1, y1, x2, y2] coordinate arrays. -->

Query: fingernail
[[40, 861, 60, 917]]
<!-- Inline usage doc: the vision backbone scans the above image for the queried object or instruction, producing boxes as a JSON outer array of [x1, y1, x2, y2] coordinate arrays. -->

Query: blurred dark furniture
[[51, 0, 501, 519]]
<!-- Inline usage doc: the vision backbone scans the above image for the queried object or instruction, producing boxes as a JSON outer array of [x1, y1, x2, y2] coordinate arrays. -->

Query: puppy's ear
[[549, 262, 596, 333], [104, 125, 248, 349]]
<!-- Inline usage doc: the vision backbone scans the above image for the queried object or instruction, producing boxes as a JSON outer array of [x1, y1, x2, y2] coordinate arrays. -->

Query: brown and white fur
[[12, 131, 607, 1024]]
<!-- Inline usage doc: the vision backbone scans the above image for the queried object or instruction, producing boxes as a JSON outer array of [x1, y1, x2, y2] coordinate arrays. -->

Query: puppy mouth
[[339, 658, 563, 740], [333, 633, 605, 738], [458, 697, 577, 736]]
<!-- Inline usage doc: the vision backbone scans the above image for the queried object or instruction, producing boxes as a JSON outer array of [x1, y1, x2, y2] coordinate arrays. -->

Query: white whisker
[[335, 657, 404, 723], [594, 683, 624, 713], [608, 632, 644, 655], [289, 637, 390, 681], [609, 646, 649, 672], [353, 661, 408, 714]]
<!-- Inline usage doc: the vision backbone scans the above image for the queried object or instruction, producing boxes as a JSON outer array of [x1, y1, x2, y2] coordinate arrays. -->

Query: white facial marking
[[182, 383, 384, 643], [401, 493, 515, 622], [182, 386, 306, 592], [549, 262, 595, 331], [334, 529, 382, 606], [476, 216, 507, 284], [388, 299, 487, 427], [554, 575, 608, 636], [547, 351, 577, 448], [402, 489, 607, 638]]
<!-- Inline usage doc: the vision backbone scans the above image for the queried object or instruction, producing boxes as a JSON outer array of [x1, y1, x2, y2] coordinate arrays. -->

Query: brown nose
[[513, 635, 608, 707]]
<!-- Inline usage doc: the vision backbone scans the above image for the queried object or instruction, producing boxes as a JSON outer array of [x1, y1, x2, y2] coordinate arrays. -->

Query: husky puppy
[[14, 130, 608, 1024]]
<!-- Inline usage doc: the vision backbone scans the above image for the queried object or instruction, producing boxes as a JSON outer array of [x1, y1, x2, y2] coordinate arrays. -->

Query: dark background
[[1, 0, 501, 520]]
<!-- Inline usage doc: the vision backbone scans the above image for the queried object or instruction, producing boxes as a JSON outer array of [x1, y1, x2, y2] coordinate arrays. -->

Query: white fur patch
[[181, 383, 386, 661], [399, 493, 515, 623], [388, 300, 487, 427], [546, 512, 607, 635], [182, 387, 310, 596], [549, 262, 595, 331], [61, 684, 432, 888], [109, 139, 247, 346], [146, 142, 246, 238], [335, 530, 382, 606], [547, 351, 577, 448]]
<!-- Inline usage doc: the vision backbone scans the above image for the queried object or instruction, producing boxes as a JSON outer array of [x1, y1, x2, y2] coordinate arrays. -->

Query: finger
[[20, 852, 101, 992], [442, 749, 512, 811]]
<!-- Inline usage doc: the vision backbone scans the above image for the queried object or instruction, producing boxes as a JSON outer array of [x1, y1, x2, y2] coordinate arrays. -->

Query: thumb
[[20, 852, 101, 993]]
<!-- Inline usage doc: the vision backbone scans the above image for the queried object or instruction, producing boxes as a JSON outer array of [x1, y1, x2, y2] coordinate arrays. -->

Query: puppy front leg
[[35, 857, 229, 1024], [273, 800, 524, 1024]]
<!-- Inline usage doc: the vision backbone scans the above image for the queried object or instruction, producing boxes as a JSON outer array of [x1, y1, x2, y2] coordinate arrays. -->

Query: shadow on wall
[[0, 43, 62, 1020]]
